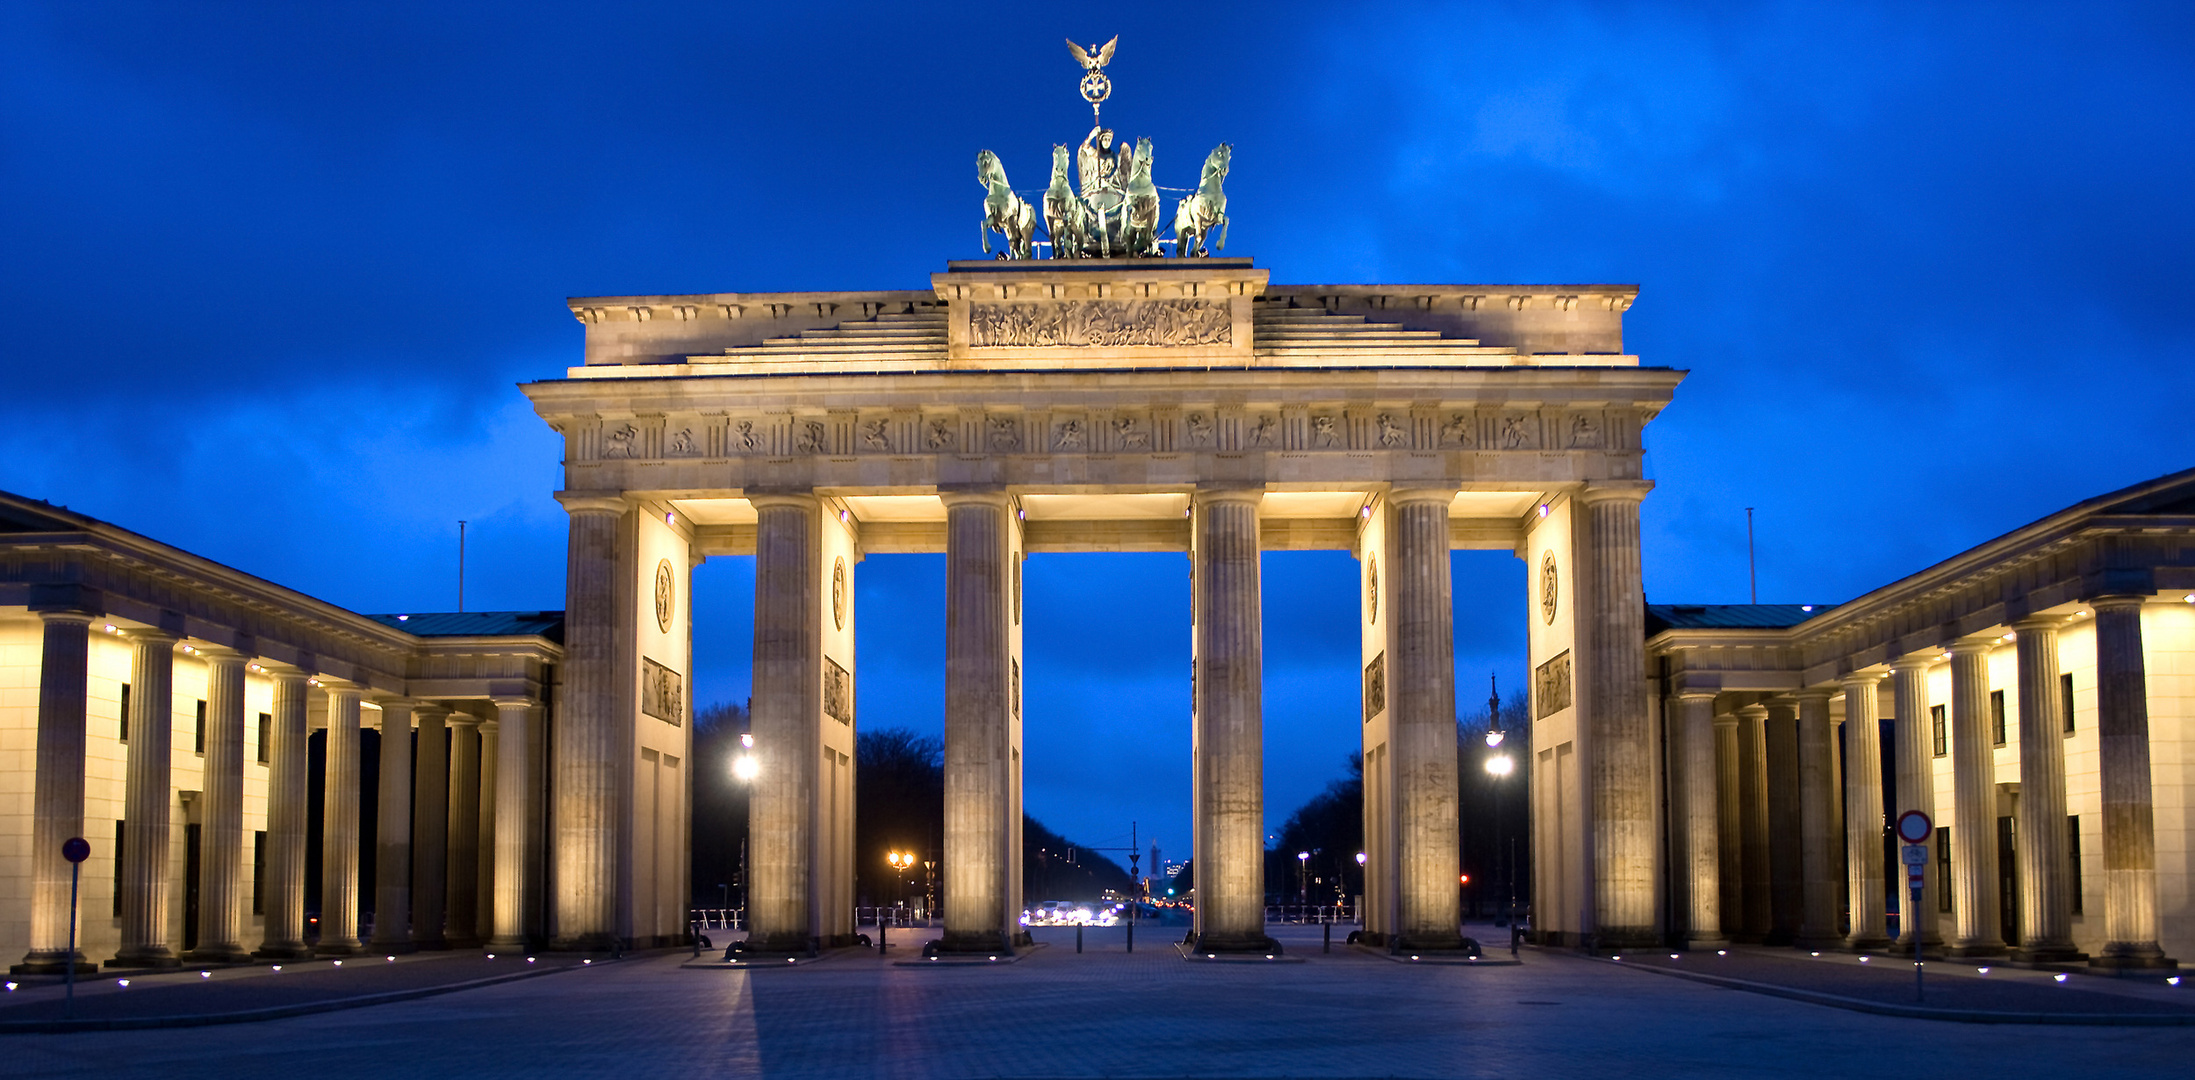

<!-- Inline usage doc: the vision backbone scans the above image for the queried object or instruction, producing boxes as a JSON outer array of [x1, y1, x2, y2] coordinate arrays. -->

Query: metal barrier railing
[[1263, 904, 1358, 924]]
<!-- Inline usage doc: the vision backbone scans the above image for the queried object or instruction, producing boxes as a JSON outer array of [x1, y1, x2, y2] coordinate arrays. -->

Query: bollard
[[1076, 924, 1083, 954], [1323, 920, 1331, 953]]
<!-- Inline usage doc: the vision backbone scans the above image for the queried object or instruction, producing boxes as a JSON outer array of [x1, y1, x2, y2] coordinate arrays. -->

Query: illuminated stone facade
[[526, 258, 1677, 952], [1648, 472, 2195, 969]]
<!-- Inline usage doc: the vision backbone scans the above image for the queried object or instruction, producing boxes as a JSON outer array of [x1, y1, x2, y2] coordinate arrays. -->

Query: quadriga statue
[[977, 149, 1037, 261]]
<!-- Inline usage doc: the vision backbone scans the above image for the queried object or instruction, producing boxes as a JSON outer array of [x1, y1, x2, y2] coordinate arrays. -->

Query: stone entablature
[[1649, 471, 2195, 688], [0, 494, 561, 700]]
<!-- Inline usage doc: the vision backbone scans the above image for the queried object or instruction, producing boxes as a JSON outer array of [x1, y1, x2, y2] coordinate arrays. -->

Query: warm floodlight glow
[[1537, 504, 1550, 518], [1485, 754, 1514, 777], [733, 754, 758, 781]]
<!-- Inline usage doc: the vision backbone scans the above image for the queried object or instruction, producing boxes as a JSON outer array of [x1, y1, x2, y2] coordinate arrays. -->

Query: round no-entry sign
[[61, 837, 90, 864], [1895, 810, 1933, 845]]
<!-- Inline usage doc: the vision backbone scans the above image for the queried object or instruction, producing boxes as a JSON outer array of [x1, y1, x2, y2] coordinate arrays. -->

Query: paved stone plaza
[[6, 926, 2190, 1078]]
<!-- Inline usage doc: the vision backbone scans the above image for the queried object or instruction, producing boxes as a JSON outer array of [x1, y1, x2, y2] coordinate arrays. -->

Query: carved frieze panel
[[1438, 411, 1477, 449], [1364, 651, 1387, 723], [641, 656, 684, 725], [968, 299, 1232, 348], [1498, 412, 1541, 451], [1535, 650, 1572, 720], [824, 657, 852, 724]]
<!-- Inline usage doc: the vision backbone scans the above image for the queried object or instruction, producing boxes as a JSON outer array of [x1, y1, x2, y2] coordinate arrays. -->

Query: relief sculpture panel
[[968, 299, 1232, 348], [641, 656, 684, 725]]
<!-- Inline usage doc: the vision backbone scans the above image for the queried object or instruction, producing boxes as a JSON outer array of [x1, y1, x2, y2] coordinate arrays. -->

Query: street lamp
[[1297, 851, 1311, 907], [1485, 672, 1504, 747], [1485, 746, 1519, 957], [732, 731, 758, 781]]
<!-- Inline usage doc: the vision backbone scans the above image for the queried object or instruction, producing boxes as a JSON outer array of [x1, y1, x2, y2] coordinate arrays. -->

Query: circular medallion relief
[[1367, 558, 1379, 623], [831, 556, 847, 630], [1540, 551, 1559, 626], [653, 558, 675, 633]]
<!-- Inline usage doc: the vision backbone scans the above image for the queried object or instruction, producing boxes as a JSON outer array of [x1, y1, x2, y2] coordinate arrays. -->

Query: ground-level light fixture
[[1485, 754, 1513, 777], [1355, 852, 1367, 866]]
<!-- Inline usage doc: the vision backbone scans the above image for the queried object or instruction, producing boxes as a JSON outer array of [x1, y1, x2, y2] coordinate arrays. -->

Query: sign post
[[60, 837, 90, 1019], [1894, 811, 1932, 1004]]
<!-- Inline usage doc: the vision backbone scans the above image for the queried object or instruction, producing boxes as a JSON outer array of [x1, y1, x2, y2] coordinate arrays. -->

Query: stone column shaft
[[1764, 701, 1802, 944], [1676, 693, 1723, 946], [747, 495, 818, 950], [477, 719, 499, 941], [255, 671, 311, 959], [16, 610, 95, 975], [1578, 485, 1654, 947], [1192, 490, 1271, 952], [369, 701, 415, 951], [1946, 639, 2004, 956], [1795, 692, 1840, 947], [554, 496, 624, 950], [1736, 705, 1771, 941], [2091, 598, 2174, 969], [489, 700, 535, 950], [1389, 490, 1462, 950], [2012, 619, 2082, 961], [1841, 677, 1891, 950], [447, 716, 482, 946], [318, 685, 364, 955], [1712, 713, 1743, 941], [1890, 658, 1942, 947], [411, 705, 449, 949], [187, 650, 250, 962], [942, 493, 1015, 952], [115, 630, 179, 967]]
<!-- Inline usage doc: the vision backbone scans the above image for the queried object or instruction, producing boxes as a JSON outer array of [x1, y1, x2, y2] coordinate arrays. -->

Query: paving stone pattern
[[7, 926, 2194, 1078]]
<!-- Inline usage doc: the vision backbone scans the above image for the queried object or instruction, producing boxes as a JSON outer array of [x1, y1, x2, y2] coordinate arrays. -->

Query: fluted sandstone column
[[554, 494, 624, 950], [1945, 638, 2004, 956], [1577, 484, 1654, 947], [1676, 692, 1723, 946], [2011, 618, 2082, 961], [476, 718, 498, 940], [369, 700, 415, 952], [747, 495, 818, 951], [1192, 490, 1271, 952], [1389, 489, 1463, 950], [186, 648, 251, 962], [447, 715, 482, 946], [256, 669, 312, 959], [1795, 691, 1840, 947], [1890, 657, 1942, 947], [1736, 704, 1771, 942], [942, 492, 1014, 952], [2090, 598, 2176, 970], [1713, 711, 1743, 940], [1841, 675, 1891, 950], [115, 630, 180, 968], [318, 685, 364, 955], [489, 699, 535, 950], [16, 608, 96, 975], [1764, 700, 1801, 945], [411, 704, 449, 949]]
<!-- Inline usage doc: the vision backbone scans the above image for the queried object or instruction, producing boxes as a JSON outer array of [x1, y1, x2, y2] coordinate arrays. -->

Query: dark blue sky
[[6, 2, 2191, 859]]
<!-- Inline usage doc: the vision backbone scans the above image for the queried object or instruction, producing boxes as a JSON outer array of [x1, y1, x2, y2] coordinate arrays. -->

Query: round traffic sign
[[61, 837, 90, 864], [1895, 810, 1933, 845]]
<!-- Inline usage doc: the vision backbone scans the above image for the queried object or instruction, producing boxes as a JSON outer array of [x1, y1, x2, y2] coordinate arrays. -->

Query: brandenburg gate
[[520, 42, 1682, 956]]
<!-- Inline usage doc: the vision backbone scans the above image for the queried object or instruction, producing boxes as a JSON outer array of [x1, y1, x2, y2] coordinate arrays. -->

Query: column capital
[[28, 583, 104, 618], [2010, 613, 2068, 633], [2088, 594, 2149, 614], [1947, 635, 1996, 657], [1192, 487, 1264, 507], [488, 696, 537, 711], [1889, 653, 1936, 673], [1386, 485, 1458, 507], [194, 644, 248, 663], [1575, 480, 1653, 506], [938, 489, 1011, 510], [447, 711, 483, 728], [1712, 710, 1740, 728], [1791, 687, 1835, 704], [1736, 702, 1769, 721], [555, 491, 630, 516], [412, 700, 452, 720], [1673, 689, 1720, 704], [745, 492, 820, 512], [122, 627, 181, 648], [33, 607, 97, 627], [1839, 671, 1887, 691]]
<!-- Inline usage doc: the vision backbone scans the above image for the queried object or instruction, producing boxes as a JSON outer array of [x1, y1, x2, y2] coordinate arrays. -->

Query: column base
[[1394, 930, 1468, 952], [1792, 933, 1843, 950], [1843, 935, 1896, 953], [11, 951, 98, 976], [931, 929, 1013, 955], [1684, 933, 1729, 950], [181, 944, 255, 965], [314, 939, 367, 957], [1190, 931, 1280, 955], [1589, 928, 1661, 952], [548, 932, 621, 954], [2091, 950, 2178, 972], [106, 948, 181, 969], [251, 944, 316, 961], [1943, 942, 2007, 958], [364, 940, 419, 955], [484, 935, 530, 953], [412, 935, 451, 951]]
